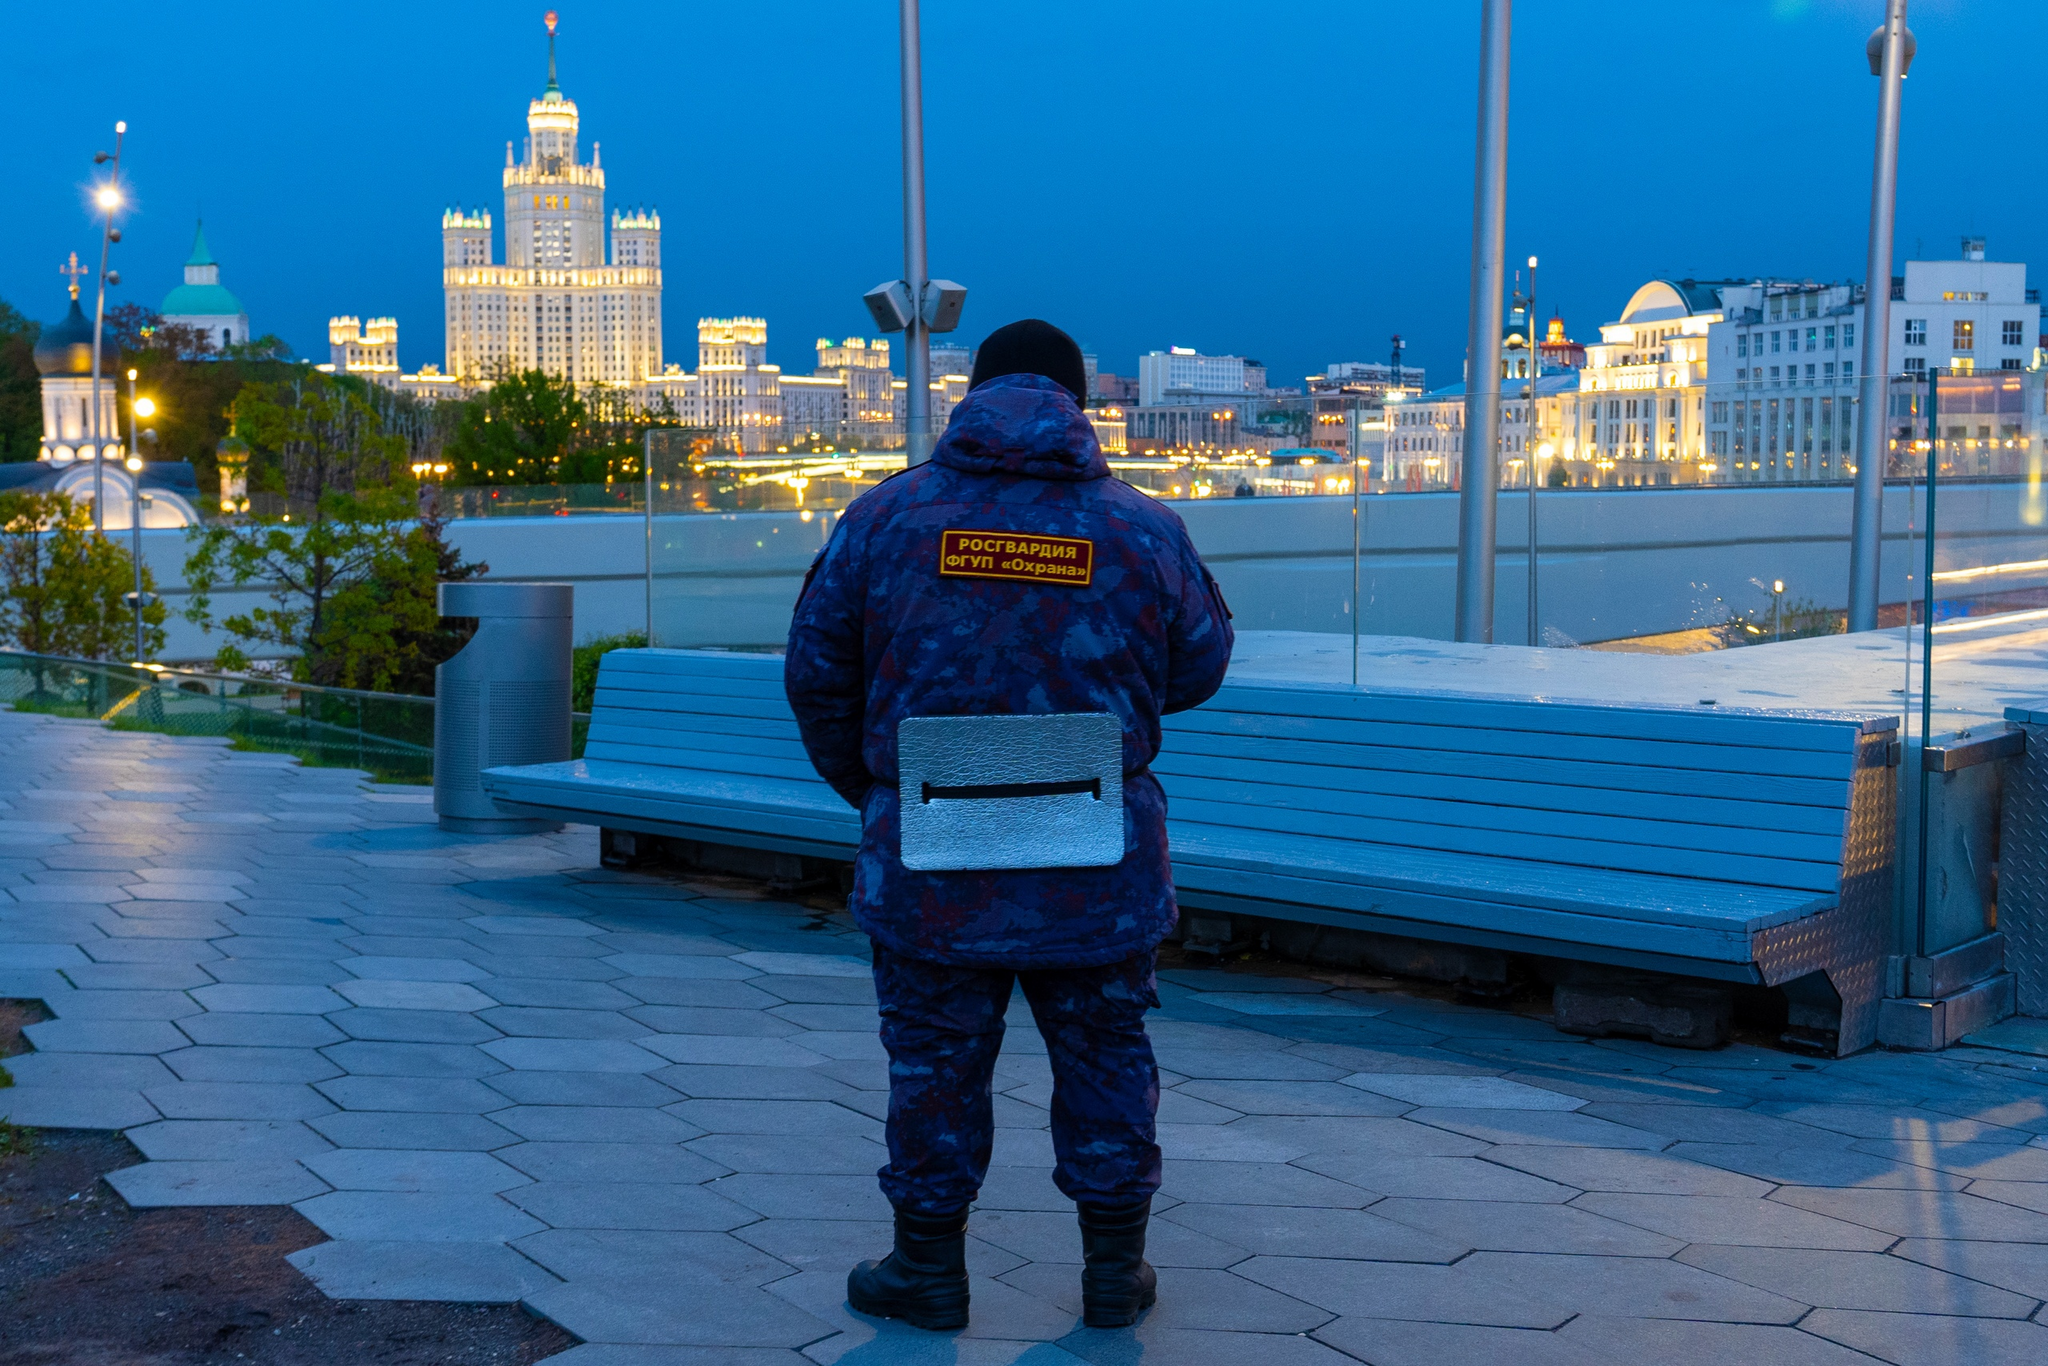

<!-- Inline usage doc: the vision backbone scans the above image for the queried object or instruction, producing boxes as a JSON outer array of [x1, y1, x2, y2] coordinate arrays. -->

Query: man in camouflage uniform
[[786, 319, 1234, 1331]]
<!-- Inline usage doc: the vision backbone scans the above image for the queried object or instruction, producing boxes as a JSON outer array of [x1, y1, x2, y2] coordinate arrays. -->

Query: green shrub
[[573, 632, 647, 713]]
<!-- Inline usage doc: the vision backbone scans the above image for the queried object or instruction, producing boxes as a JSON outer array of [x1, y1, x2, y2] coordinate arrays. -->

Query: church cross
[[60, 252, 87, 300]]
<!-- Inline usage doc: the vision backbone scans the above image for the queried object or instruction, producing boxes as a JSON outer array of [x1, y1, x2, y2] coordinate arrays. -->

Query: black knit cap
[[968, 319, 1087, 404]]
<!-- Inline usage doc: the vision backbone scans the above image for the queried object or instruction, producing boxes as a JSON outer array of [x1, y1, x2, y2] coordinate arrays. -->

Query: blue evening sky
[[10, 0, 2031, 392]]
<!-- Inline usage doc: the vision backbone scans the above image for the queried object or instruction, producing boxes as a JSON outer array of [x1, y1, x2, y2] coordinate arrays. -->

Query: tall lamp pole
[[1455, 0, 1511, 643], [899, 0, 932, 466], [1847, 4, 1914, 631], [89, 121, 128, 537]]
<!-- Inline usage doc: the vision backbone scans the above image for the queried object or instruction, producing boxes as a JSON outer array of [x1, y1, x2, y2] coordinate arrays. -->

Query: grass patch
[[0, 1120, 29, 1158], [9, 694, 103, 718]]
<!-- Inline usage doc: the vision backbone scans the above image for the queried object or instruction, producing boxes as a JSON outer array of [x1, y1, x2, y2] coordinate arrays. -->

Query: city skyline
[[10, 0, 2035, 390]]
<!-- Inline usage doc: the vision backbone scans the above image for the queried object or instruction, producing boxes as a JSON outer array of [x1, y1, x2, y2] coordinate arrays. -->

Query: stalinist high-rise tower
[[441, 12, 662, 388]]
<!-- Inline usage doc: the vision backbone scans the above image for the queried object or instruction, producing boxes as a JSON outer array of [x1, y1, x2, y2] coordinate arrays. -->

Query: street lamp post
[[89, 122, 127, 538], [861, 0, 964, 465], [1847, 3, 1914, 631], [898, 0, 932, 466], [1455, 0, 1511, 643]]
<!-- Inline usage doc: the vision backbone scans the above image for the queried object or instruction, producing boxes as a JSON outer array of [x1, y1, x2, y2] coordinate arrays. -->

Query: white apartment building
[[1138, 347, 1249, 406], [1702, 240, 2040, 481], [1382, 376, 1570, 489]]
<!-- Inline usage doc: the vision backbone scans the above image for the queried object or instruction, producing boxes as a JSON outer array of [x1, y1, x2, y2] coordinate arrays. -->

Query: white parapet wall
[[123, 481, 2047, 663]]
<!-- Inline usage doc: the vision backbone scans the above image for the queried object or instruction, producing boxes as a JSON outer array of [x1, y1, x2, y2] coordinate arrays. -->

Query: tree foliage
[[0, 491, 166, 660], [234, 372, 405, 513], [183, 486, 485, 692], [444, 369, 678, 486], [118, 320, 298, 496], [0, 298, 42, 464], [446, 369, 587, 485]]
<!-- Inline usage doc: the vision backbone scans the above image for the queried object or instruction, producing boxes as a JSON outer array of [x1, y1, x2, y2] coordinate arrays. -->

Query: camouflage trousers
[[870, 945, 1163, 1217]]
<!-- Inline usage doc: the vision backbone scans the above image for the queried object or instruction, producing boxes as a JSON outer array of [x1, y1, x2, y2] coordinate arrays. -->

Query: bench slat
[[1210, 683, 1893, 745], [1153, 730, 1852, 809], [1165, 709, 1859, 780], [594, 673, 793, 706], [583, 735, 822, 783], [1171, 863, 1758, 964], [1160, 771, 1849, 862], [605, 649, 787, 680], [483, 761, 857, 845], [1152, 749, 1852, 833], [585, 717, 811, 757], [594, 686, 797, 723], [1165, 824, 1831, 932], [1167, 794, 1840, 894]]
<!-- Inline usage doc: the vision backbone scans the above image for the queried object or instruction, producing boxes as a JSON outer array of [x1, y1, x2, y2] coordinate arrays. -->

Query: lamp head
[[1867, 23, 1916, 76]]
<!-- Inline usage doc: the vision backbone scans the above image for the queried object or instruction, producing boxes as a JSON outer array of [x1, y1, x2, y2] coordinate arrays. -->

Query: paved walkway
[[3, 711, 2048, 1365]]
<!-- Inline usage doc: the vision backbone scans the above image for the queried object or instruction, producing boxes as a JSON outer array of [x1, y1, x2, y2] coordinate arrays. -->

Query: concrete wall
[[126, 481, 2048, 662]]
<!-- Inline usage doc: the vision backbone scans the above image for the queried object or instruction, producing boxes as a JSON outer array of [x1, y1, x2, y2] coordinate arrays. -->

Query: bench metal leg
[[1753, 898, 1887, 1056], [601, 828, 656, 870]]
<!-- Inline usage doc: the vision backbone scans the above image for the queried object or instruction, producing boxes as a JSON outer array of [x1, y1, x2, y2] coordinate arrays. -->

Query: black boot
[[846, 1206, 970, 1330], [1078, 1198, 1157, 1328]]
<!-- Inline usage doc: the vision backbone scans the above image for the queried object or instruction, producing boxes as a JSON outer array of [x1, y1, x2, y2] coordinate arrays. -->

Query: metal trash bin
[[434, 582, 573, 833], [2000, 703, 2048, 1015]]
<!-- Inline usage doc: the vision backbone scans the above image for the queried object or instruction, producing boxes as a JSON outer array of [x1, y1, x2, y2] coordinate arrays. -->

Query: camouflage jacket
[[785, 373, 1234, 968]]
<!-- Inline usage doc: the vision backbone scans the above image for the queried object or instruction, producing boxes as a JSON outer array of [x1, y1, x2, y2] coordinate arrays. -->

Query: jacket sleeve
[[784, 524, 873, 808], [1161, 529, 1235, 715]]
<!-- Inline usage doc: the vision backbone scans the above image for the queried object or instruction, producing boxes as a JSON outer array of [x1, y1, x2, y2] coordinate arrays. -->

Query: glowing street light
[[87, 120, 129, 550]]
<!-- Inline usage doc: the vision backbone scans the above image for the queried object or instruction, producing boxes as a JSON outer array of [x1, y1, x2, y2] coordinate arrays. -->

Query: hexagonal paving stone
[[107, 1160, 331, 1207]]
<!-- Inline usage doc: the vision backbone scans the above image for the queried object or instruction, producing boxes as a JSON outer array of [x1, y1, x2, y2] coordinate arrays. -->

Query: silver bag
[[897, 713, 1126, 871]]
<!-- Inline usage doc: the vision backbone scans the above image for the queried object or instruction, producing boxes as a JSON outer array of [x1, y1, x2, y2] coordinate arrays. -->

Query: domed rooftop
[[34, 294, 116, 377], [160, 221, 245, 320]]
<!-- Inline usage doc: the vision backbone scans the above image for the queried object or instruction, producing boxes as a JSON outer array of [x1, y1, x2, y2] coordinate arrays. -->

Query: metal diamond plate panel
[[1999, 721, 2048, 1016], [1752, 730, 1896, 1054]]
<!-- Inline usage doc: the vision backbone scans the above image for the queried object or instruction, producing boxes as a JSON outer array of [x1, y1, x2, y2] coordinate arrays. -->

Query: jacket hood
[[931, 373, 1108, 482]]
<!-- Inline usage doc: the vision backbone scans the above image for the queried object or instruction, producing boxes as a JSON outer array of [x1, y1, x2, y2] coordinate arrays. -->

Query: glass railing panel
[[0, 653, 439, 785], [1901, 369, 2048, 963]]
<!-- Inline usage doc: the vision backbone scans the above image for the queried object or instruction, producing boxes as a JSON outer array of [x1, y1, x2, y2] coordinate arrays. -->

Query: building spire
[[543, 11, 560, 98], [61, 251, 87, 301]]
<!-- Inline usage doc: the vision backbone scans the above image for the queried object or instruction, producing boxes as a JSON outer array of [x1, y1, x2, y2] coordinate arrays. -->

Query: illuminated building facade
[[1539, 278, 1730, 488], [441, 17, 662, 388], [644, 322, 902, 454], [1382, 379, 1568, 490], [1702, 241, 2040, 482]]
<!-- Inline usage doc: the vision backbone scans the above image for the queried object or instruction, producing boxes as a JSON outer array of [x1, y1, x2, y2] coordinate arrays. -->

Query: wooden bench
[[482, 648, 1898, 1053]]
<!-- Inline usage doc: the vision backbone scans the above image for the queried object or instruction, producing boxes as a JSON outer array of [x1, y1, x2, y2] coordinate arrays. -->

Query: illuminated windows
[[1953, 319, 1974, 351]]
